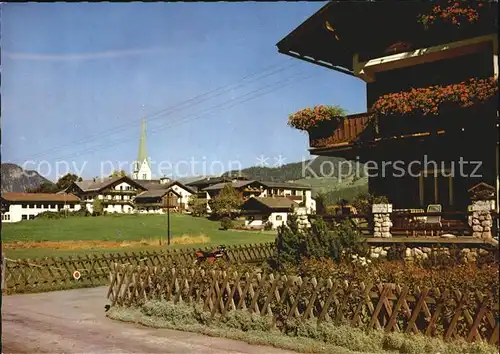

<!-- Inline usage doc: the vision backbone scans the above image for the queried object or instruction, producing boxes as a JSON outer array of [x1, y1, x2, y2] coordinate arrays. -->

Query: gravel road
[[1, 286, 296, 354]]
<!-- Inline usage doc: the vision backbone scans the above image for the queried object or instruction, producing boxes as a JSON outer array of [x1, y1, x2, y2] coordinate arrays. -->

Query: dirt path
[[1, 286, 296, 354]]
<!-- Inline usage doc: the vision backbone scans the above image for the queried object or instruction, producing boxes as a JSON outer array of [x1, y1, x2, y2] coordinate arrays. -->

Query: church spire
[[137, 106, 148, 164], [133, 106, 152, 180]]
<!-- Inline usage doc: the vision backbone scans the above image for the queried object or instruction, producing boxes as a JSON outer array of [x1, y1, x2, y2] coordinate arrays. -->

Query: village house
[[201, 178, 316, 215], [134, 188, 182, 214], [277, 1, 498, 236], [65, 175, 147, 214], [0, 192, 81, 223], [240, 197, 309, 230], [186, 176, 241, 213], [134, 177, 196, 213]]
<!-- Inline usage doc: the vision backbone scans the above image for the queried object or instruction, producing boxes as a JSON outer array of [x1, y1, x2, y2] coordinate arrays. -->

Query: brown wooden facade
[[278, 2, 499, 216]]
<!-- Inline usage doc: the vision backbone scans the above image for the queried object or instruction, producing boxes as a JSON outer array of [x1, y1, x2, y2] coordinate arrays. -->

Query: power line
[[49, 69, 312, 162], [16, 59, 299, 161], [46, 70, 318, 163]]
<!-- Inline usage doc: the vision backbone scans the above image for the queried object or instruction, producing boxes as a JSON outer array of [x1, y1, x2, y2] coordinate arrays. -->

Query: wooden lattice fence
[[108, 264, 500, 345], [2, 243, 274, 293]]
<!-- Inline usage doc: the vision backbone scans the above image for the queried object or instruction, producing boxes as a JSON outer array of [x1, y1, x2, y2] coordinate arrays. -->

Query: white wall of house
[[170, 185, 192, 211], [2, 202, 81, 223], [243, 212, 288, 230], [77, 181, 140, 214], [244, 214, 265, 228], [137, 206, 163, 214], [304, 190, 316, 214], [243, 206, 309, 230], [269, 212, 289, 229]]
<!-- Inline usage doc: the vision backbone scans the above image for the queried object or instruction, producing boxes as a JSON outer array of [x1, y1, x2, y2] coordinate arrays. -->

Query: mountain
[[1, 163, 54, 193]]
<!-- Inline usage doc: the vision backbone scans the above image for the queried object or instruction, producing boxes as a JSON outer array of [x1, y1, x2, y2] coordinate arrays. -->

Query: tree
[[26, 182, 58, 193], [188, 195, 207, 217], [56, 173, 83, 191], [208, 185, 243, 219], [315, 192, 327, 215], [273, 211, 304, 269], [109, 170, 127, 178], [92, 198, 104, 216]]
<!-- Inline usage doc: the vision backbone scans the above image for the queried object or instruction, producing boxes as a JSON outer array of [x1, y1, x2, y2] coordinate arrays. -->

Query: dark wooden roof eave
[[277, 1, 498, 72]]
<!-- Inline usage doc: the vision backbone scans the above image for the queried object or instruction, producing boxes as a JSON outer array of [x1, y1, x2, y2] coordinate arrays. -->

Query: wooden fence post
[[1, 250, 5, 291]]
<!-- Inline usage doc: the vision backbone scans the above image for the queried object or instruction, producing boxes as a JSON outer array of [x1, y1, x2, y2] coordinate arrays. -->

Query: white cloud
[[19, 136, 26, 141], [3, 47, 168, 62]]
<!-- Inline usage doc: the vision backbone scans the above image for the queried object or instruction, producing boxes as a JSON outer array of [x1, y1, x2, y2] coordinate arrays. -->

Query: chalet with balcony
[[133, 177, 195, 212], [134, 189, 182, 214], [278, 1, 498, 236], [65, 176, 147, 214], [202, 179, 316, 215]]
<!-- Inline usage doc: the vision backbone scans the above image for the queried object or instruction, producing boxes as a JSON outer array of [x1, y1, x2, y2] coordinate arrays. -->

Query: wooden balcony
[[102, 189, 137, 195], [308, 103, 493, 156], [308, 112, 375, 150], [102, 199, 134, 205]]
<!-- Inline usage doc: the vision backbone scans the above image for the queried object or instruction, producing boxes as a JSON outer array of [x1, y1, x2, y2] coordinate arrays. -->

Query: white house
[[260, 181, 316, 215], [1, 192, 81, 223], [134, 177, 195, 212], [240, 197, 308, 230], [65, 176, 147, 214]]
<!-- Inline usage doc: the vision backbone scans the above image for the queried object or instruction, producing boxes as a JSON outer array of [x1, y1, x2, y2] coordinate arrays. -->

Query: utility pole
[[167, 190, 171, 246]]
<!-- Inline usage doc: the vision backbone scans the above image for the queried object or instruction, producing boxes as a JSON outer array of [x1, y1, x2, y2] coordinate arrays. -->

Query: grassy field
[[2, 214, 276, 259]]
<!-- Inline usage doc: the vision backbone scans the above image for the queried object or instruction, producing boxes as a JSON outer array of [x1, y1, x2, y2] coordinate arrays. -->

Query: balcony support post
[[372, 204, 393, 238]]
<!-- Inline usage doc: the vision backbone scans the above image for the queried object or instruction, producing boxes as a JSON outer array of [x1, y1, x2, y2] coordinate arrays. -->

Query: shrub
[[141, 300, 198, 326], [271, 212, 367, 269], [350, 192, 389, 216], [263, 221, 273, 231], [36, 211, 62, 220], [221, 311, 273, 332], [220, 217, 233, 230]]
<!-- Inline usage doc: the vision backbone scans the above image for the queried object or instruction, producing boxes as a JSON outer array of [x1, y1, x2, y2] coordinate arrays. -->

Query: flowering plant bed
[[417, 0, 486, 29], [288, 104, 346, 131], [372, 76, 498, 116]]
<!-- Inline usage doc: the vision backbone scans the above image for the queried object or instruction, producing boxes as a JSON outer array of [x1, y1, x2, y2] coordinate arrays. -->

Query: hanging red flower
[[288, 105, 347, 131], [417, 0, 487, 28], [371, 76, 498, 116]]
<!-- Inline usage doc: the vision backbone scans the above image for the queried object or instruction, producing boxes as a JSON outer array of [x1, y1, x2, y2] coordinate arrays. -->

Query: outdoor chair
[[424, 204, 442, 236]]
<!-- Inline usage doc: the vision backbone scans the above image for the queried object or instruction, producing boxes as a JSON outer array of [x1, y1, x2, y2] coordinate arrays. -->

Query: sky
[[1, 2, 366, 181]]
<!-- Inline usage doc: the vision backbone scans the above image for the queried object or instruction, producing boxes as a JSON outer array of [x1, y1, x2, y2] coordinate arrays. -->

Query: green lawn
[[2, 214, 276, 259]]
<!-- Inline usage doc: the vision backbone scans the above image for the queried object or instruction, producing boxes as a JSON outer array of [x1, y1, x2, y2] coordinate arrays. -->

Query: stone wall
[[369, 243, 498, 263], [297, 214, 311, 229], [469, 200, 494, 239], [373, 213, 392, 238]]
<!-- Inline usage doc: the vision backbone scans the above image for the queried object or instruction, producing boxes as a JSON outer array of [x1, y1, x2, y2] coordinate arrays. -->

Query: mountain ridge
[[1, 163, 54, 193]]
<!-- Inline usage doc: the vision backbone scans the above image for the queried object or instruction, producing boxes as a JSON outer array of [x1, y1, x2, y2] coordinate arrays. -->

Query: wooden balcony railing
[[102, 189, 137, 195], [313, 211, 498, 238], [309, 113, 375, 149], [309, 95, 496, 151]]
